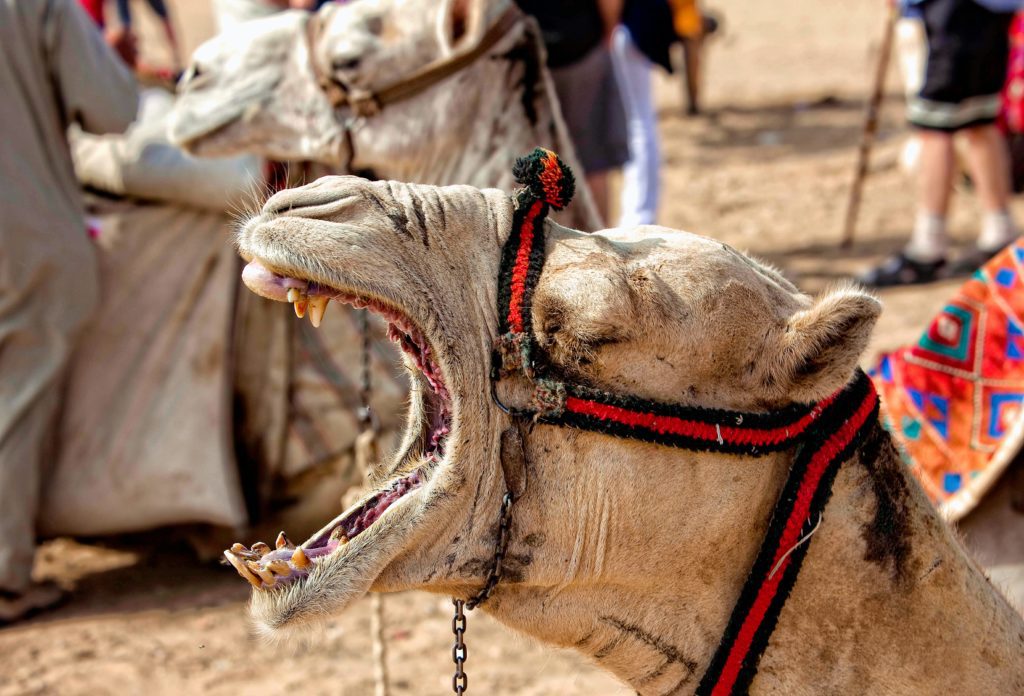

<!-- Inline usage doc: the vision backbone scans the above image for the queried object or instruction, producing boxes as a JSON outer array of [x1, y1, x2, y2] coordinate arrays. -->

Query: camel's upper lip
[[226, 258, 453, 592]]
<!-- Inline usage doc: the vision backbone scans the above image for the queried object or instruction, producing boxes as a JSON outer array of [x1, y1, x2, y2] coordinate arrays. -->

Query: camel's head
[[230, 174, 881, 639], [170, 0, 507, 166]]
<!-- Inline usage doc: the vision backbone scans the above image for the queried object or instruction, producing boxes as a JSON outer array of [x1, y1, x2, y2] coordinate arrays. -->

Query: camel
[[227, 158, 1023, 694], [168, 0, 601, 231]]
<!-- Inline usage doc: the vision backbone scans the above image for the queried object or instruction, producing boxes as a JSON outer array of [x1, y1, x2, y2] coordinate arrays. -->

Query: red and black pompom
[[512, 148, 575, 211]]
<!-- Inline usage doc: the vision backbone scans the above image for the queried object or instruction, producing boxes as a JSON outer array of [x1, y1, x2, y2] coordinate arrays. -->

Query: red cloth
[[999, 12, 1024, 133], [77, 0, 105, 27]]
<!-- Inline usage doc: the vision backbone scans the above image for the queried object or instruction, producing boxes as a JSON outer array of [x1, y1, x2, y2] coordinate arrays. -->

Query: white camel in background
[[170, 0, 601, 231]]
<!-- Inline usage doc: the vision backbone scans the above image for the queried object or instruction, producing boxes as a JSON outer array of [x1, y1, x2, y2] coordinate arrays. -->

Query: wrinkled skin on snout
[[235, 176, 1024, 695]]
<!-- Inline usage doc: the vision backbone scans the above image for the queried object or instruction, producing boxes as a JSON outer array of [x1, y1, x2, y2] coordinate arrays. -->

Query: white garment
[[610, 26, 660, 227], [0, 0, 137, 592]]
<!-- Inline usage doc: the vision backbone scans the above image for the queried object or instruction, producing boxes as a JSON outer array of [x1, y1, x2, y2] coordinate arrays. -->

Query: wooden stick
[[840, 6, 898, 249]]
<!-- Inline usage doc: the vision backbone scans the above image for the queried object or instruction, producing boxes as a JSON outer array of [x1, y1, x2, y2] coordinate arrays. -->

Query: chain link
[[452, 599, 468, 694], [466, 492, 514, 610], [450, 491, 515, 693]]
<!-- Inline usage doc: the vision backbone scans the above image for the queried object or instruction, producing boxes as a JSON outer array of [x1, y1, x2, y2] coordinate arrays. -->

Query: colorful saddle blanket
[[870, 239, 1024, 520]]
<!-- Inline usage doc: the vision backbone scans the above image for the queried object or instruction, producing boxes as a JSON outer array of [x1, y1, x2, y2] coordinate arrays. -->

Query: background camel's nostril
[[178, 63, 203, 89]]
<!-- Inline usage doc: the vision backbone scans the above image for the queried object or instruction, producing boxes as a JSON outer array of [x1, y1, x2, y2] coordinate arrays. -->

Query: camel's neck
[[481, 422, 1024, 694]]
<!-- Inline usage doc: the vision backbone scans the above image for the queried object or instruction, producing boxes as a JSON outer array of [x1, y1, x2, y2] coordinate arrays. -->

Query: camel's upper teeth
[[286, 288, 303, 303], [308, 296, 329, 328]]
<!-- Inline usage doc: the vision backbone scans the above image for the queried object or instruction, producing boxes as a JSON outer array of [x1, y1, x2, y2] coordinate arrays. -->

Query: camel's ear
[[772, 287, 881, 403]]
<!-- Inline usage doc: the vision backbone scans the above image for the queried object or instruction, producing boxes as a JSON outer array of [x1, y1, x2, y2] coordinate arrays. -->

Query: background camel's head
[[231, 175, 881, 637], [170, 0, 509, 166]]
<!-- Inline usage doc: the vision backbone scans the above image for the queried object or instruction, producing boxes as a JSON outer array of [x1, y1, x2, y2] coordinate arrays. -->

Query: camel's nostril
[[178, 63, 204, 89]]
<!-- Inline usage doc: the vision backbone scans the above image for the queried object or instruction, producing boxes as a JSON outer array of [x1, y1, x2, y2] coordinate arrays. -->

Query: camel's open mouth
[[225, 260, 453, 591]]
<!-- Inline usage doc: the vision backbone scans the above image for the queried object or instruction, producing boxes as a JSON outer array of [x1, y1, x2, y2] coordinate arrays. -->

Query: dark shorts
[[908, 0, 1014, 131], [549, 45, 629, 174]]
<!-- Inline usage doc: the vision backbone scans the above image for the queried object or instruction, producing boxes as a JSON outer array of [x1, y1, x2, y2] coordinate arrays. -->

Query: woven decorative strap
[[696, 371, 879, 695], [495, 148, 574, 393], [494, 149, 882, 694]]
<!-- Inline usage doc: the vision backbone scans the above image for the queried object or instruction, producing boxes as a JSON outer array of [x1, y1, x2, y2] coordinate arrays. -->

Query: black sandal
[[857, 253, 947, 288], [947, 244, 1011, 277]]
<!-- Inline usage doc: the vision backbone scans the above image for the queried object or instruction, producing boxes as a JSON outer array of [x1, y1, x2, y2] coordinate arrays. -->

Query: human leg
[[115, 0, 131, 28], [0, 230, 97, 617], [0, 310, 70, 595], [550, 45, 629, 228], [861, 0, 1013, 286], [610, 26, 660, 228], [145, 0, 182, 68]]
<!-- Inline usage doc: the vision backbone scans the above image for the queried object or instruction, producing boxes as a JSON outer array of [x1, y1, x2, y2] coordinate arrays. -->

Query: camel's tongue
[[241, 260, 308, 302]]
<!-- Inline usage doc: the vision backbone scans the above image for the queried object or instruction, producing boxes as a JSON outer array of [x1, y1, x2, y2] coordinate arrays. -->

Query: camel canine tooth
[[247, 560, 276, 586], [275, 531, 293, 549], [224, 550, 262, 588], [267, 560, 291, 576], [308, 296, 329, 328], [291, 547, 310, 569], [293, 299, 307, 318], [250, 542, 271, 557], [286, 288, 302, 303]]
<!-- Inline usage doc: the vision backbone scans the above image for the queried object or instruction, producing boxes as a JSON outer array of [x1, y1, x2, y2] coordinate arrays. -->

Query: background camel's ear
[[437, 0, 482, 55], [774, 287, 881, 403]]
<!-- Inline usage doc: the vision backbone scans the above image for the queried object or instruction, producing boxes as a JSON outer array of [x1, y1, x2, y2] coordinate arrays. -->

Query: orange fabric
[[669, 0, 703, 39], [869, 240, 1024, 512]]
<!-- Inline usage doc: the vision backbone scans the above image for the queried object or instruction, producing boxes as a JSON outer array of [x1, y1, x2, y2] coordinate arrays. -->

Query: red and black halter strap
[[494, 149, 880, 696]]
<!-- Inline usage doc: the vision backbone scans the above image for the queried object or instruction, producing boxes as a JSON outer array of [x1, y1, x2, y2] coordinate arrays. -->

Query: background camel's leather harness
[[304, 5, 522, 182], [476, 149, 881, 695]]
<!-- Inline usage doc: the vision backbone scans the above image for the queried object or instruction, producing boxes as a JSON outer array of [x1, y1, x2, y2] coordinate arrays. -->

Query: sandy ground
[[4, 1, 1023, 694]]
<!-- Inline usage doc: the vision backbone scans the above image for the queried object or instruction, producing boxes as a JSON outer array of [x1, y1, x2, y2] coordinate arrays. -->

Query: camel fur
[[234, 175, 1024, 695]]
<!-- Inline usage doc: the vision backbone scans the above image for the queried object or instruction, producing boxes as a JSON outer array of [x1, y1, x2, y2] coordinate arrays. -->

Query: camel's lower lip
[[224, 467, 428, 590], [226, 259, 453, 592]]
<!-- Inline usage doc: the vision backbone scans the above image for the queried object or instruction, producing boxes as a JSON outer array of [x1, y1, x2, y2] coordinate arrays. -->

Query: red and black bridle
[[490, 149, 880, 696]]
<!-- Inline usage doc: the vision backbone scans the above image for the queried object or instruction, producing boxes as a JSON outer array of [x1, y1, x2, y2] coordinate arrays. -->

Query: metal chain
[[449, 491, 515, 694], [466, 492, 515, 610], [451, 599, 468, 694]]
